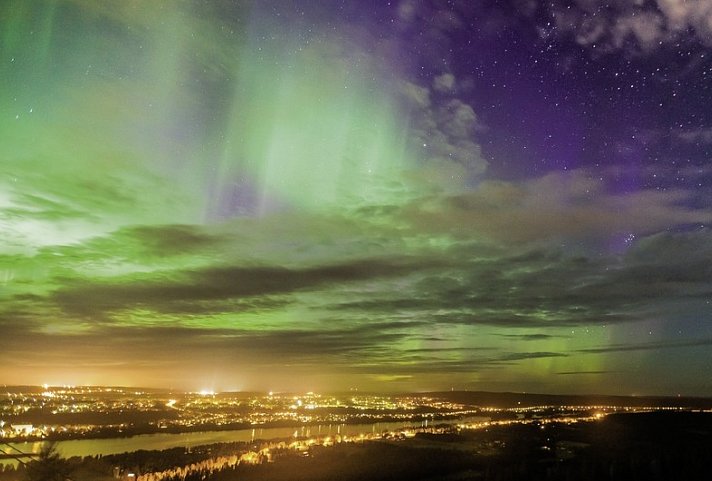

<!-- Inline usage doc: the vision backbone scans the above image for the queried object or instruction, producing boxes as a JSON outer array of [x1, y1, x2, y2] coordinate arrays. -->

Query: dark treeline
[[178, 443, 474, 481]]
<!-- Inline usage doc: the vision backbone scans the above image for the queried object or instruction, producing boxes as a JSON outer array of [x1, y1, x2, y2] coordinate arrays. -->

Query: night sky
[[2, 0, 712, 395]]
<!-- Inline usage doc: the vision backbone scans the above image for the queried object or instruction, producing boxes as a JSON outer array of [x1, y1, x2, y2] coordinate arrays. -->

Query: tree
[[23, 443, 73, 481]]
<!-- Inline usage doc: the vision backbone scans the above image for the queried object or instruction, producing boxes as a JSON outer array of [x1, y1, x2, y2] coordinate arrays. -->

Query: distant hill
[[426, 390, 712, 409]]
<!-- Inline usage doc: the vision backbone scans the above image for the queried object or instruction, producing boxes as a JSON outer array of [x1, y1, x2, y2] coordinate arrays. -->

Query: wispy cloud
[[578, 337, 712, 354], [549, 0, 712, 54]]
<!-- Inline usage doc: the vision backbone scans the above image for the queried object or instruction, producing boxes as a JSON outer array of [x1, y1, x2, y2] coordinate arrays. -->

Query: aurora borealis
[[2, 0, 712, 395]]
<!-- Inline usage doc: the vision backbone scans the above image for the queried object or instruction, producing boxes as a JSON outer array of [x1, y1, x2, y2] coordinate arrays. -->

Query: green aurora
[[2, 0, 712, 395]]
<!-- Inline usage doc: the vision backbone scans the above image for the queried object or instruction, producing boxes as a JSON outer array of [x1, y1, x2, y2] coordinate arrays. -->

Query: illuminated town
[[1, 386, 481, 441], [1, 385, 707, 442], [2, 386, 711, 480]]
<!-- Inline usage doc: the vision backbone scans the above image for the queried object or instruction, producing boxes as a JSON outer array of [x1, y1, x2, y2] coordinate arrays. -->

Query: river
[[1, 416, 487, 467]]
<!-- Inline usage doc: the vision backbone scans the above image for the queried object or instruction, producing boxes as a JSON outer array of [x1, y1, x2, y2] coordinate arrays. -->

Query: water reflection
[[1, 417, 486, 466]]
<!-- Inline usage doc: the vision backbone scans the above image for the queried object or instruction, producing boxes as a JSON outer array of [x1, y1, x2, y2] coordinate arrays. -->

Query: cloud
[[678, 127, 712, 145], [578, 337, 712, 354], [0, 154, 191, 255], [402, 169, 712, 242], [0, 320, 434, 380], [49, 256, 445, 318], [433, 73, 456, 93], [30, 157, 711, 329], [657, 0, 712, 43], [399, 77, 487, 190], [612, 10, 666, 51], [550, 0, 712, 54], [395, 0, 469, 67], [496, 351, 567, 362], [332, 229, 712, 331], [4, 223, 712, 388], [121, 225, 225, 256], [556, 370, 616, 375], [497, 333, 567, 341]]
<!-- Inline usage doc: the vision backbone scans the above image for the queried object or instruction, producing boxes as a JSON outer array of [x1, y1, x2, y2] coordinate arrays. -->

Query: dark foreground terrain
[[205, 412, 712, 481], [3, 412, 712, 481]]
